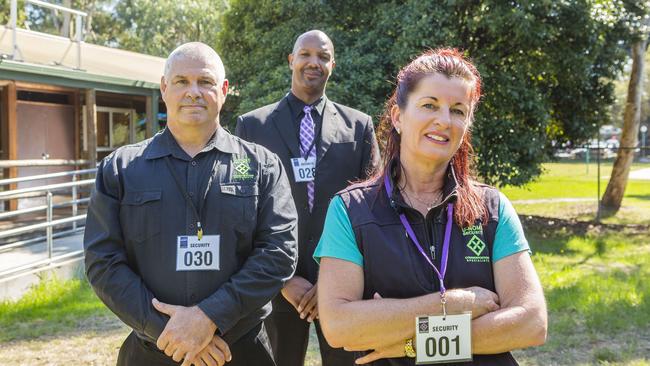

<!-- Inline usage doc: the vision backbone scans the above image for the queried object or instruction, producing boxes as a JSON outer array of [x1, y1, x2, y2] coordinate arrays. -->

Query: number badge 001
[[176, 235, 220, 271], [415, 313, 472, 364]]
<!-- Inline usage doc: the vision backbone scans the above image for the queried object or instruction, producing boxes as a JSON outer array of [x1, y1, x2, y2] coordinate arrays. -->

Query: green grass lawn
[[0, 277, 113, 342], [513, 218, 650, 365], [501, 161, 650, 225]]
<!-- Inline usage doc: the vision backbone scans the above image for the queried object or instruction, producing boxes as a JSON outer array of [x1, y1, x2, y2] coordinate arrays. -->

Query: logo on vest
[[462, 224, 483, 236], [465, 235, 490, 263], [232, 158, 254, 180]]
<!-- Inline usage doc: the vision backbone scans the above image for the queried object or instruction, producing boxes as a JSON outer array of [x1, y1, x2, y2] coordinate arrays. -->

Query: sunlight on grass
[[0, 276, 110, 342], [514, 226, 650, 365], [501, 161, 650, 202], [499, 162, 650, 225]]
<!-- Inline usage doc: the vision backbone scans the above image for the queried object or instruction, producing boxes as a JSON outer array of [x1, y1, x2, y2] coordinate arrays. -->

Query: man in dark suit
[[235, 30, 380, 366]]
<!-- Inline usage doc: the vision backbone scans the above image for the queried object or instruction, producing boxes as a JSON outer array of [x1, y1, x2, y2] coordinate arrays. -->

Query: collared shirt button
[[191, 161, 197, 166], [189, 191, 194, 197], [190, 293, 196, 301]]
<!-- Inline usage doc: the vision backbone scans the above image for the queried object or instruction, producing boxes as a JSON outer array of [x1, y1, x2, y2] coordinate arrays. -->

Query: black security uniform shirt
[[84, 127, 298, 345]]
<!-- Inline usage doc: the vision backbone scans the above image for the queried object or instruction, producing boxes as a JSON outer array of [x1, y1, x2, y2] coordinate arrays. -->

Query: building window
[[94, 107, 136, 151]]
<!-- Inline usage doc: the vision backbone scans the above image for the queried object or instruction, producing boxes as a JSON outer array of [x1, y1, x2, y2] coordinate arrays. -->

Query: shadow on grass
[[627, 194, 650, 201], [521, 215, 649, 253]]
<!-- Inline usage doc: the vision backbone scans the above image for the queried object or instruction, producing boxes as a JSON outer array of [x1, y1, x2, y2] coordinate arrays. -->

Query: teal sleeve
[[493, 192, 530, 262], [313, 196, 363, 267]]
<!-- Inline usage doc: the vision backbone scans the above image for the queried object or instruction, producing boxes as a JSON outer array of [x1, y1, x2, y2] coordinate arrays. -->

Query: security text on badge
[[176, 235, 220, 271], [415, 313, 472, 364]]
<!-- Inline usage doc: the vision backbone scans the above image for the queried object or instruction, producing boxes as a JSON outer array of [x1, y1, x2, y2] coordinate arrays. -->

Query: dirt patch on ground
[[0, 314, 323, 366], [520, 214, 650, 237], [513, 329, 650, 365], [0, 315, 129, 366]]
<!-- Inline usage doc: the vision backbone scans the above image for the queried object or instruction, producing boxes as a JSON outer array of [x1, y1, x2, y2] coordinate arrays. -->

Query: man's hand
[[189, 335, 232, 366], [281, 276, 312, 311], [153, 298, 218, 365], [297, 282, 318, 322]]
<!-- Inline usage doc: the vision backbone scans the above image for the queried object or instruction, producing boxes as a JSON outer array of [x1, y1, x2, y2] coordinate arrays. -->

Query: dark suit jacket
[[235, 95, 380, 288]]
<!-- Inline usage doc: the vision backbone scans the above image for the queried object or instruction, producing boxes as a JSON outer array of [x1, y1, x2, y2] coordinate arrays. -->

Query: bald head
[[164, 42, 225, 83], [292, 30, 334, 58]]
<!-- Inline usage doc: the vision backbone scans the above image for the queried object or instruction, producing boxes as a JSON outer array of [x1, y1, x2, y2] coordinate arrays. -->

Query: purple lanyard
[[384, 174, 454, 295]]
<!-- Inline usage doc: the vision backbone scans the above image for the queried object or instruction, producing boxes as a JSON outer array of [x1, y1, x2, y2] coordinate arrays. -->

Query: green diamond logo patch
[[232, 158, 254, 180], [467, 235, 486, 256]]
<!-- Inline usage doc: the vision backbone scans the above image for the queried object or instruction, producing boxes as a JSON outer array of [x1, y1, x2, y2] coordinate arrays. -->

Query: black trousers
[[117, 323, 275, 366], [265, 296, 354, 366]]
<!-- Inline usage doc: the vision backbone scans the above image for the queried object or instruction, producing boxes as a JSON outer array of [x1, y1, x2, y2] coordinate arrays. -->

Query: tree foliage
[[110, 0, 226, 57], [218, 0, 632, 186], [1, 0, 225, 58]]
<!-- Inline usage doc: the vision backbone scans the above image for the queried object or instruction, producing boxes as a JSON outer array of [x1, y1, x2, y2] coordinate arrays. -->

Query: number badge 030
[[176, 235, 220, 271], [290, 156, 316, 182], [415, 313, 472, 364]]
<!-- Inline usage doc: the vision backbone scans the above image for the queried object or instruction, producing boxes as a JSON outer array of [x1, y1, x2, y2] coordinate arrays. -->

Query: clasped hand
[[153, 298, 232, 366], [281, 276, 319, 322]]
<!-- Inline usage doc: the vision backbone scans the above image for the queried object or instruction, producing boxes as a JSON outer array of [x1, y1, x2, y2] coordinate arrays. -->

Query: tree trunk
[[601, 38, 648, 215]]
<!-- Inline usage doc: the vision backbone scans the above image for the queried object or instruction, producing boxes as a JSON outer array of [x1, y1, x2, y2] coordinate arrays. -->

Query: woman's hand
[[352, 340, 406, 364], [447, 286, 500, 318]]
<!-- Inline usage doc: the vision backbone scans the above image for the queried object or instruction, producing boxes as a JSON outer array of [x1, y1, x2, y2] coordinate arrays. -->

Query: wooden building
[[0, 23, 166, 209]]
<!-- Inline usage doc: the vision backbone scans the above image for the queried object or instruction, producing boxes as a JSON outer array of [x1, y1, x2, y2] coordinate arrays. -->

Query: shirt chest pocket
[[219, 183, 259, 254], [219, 183, 259, 224], [120, 190, 162, 243]]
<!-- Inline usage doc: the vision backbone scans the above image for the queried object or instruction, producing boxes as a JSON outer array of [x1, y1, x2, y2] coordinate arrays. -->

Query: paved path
[[0, 232, 84, 275], [630, 167, 650, 180]]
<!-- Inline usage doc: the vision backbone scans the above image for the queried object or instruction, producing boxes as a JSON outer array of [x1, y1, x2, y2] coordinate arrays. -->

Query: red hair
[[377, 48, 486, 227]]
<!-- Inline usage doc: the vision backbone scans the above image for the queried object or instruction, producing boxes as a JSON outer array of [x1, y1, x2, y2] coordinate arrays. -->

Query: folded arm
[[318, 258, 498, 351], [471, 251, 547, 353]]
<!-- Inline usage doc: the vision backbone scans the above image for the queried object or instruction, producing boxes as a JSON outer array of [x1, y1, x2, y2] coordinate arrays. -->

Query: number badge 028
[[176, 235, 220, 271], [290, 156, 316, 182], [415, 313, 472, 364]]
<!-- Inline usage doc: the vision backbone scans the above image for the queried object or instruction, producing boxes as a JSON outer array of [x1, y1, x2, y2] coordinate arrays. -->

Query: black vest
[[337, 173, 518, 366]]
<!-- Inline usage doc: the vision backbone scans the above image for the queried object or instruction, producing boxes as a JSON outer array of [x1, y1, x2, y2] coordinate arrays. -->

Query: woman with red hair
[[314, 49, 547, 365]]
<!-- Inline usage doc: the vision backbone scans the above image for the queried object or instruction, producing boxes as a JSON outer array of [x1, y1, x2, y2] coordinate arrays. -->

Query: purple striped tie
[[299, 105, 316, 211]]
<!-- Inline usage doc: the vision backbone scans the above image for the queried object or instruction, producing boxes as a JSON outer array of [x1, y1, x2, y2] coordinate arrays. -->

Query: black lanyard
[[164, 154, 219, 240]]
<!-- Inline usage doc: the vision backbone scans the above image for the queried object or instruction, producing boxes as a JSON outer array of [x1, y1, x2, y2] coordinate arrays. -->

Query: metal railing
[[8, 0, 87, 69], [0, 167, 95, 280]]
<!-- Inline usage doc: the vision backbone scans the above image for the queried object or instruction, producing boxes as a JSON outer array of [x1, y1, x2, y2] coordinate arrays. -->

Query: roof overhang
[[0, 25, 164, 95]]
